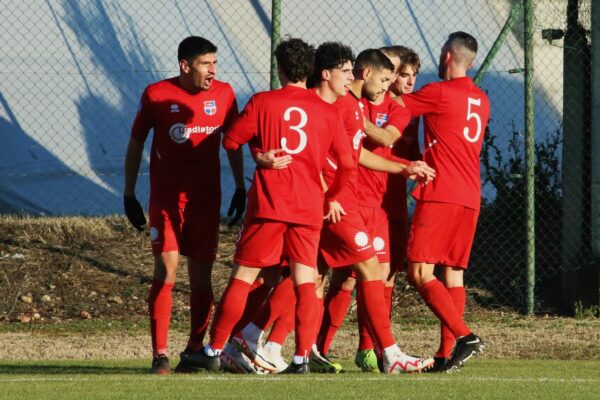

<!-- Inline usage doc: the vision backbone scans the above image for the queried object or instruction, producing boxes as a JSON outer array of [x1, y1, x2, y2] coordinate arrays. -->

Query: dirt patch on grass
[[0, 216, 598, 361]]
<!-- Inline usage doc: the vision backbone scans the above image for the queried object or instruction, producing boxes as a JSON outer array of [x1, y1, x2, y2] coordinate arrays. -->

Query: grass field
[[1, 359, 599, 400], [1, 217, 599, 399]]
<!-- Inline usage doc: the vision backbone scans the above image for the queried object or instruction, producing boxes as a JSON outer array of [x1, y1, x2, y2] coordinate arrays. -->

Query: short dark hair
[[307, 41, 355, 87], [380, 45, 421, 73], [447, 31, 478, 54], [354, 49, 394, 74], [178, 36, 217, 62], [274, 37, 315, 83]]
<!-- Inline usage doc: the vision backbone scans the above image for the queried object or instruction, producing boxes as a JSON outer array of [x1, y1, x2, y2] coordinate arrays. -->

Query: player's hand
[[123, 195, 146, 231], [401, 160, 436, 184], [227, 187, 246, 226], [256, 148, 292, 169], [324, 200, 346, 224]]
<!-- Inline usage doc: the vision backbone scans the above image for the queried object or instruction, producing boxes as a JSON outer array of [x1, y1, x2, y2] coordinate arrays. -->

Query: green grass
[[1, 359, 599, 400]]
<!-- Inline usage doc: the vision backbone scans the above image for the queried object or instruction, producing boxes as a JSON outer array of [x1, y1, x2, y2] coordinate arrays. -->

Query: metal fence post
[[524, 0, 536, 315], [270, 0, 281, 89], [592, 0, 600, 311]]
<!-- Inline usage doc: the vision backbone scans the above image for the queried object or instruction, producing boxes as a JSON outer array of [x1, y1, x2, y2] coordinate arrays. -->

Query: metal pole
[[474, 1, 524, 85], [270, 0, 281, 89], [591, 0, 600, 310], [524, 0, 536, 315]]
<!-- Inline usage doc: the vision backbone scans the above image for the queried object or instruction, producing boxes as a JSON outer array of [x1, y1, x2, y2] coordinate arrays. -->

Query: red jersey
[[225, 86, 351, 227], [321, 93, 366, 214], [383, 116, 421, 221], [402, 77, 490, 210], [131, 78, 238, 207], [357, 93, 411, 208]]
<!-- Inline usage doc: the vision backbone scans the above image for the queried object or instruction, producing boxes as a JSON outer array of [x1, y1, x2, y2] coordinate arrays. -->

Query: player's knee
[[406, 267, 426, 289]]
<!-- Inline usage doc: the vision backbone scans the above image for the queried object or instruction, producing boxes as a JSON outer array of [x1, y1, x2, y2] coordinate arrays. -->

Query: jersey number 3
[[281, 107, 308, 154], [463, 97, 482, 143]]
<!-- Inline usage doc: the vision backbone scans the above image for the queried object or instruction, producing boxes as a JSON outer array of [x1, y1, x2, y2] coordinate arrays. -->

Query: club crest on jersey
[[204, 100, 217, 115], [170, 104, 180, 113], [375, 113, 389, 127]]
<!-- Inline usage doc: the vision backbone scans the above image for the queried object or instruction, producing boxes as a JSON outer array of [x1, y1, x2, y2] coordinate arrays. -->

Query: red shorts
[[407, 201, 479, 269], [319, 209, 376, 268], [235, 218, 321, 268], [388, 218, 409, 272], [358, 205, 390, 264], [148, 201, 220, 262]]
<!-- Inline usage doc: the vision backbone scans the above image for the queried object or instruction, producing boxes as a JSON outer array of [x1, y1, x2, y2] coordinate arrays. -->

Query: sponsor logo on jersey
[[375, 113, 389, 127], [169, 123, 221, 143], [204, 100, 217, 115], [373, 236, 385, 252], [354, 231, 370, 248], [170, 104, 180, 113]]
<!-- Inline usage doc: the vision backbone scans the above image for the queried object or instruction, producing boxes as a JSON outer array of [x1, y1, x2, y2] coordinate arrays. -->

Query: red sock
[[209, 278, 252, 350], [356, 287, 375, 351], [356, 280, 395, 350], [294, 282, 318, 358], [314, 297, 324, 343], [384, 285, 394, 317], [437, 286, 466, 358], [419, 279, 470, 338], [252, 277, 295, 331], [148, 280, 174, 356], [231, 279, 272, 336], [187, 285, 213, 351], [267, 308, 295, 345], [317, 285, 353, 354]]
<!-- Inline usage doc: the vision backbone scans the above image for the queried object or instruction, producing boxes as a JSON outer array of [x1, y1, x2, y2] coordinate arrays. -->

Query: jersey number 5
[[463, 97, 482, 143], [281, 107, 308, 154]]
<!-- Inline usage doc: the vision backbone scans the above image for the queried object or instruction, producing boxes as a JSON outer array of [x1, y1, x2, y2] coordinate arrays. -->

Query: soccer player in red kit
[[191, 37, 355, 374], [123, 36, 246, 374], [382, 46, 423, 281], [316, 46, 422, 371], [314, 47, 435, 374], [398, 32, 490, 372]]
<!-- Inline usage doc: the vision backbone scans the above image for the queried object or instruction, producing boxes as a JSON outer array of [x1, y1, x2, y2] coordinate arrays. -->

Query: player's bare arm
[[359, 148, 435, 182], [363, 119, 402, 147]]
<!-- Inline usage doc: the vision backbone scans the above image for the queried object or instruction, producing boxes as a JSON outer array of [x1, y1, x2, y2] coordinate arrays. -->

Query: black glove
[[227, 187, 246, 227], [123, 195, 146, 231]]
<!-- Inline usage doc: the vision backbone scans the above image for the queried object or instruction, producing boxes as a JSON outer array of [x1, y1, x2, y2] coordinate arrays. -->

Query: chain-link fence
[[0, 0, 597, 314]]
